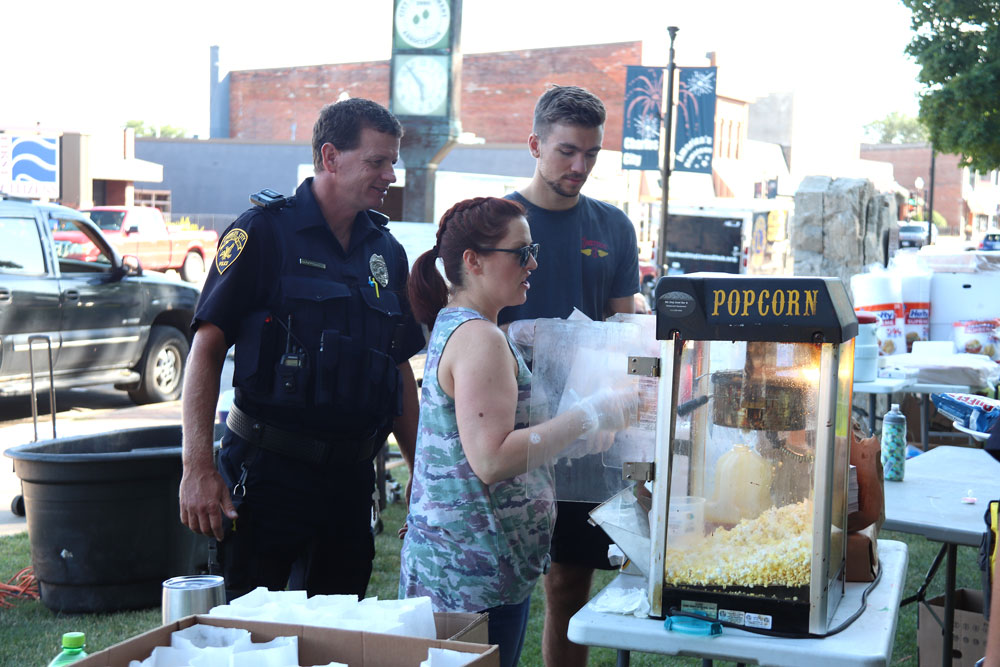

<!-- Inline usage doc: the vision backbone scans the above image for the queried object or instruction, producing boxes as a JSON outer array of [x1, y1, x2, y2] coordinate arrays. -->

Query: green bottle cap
[[62, 632, 85, 649]]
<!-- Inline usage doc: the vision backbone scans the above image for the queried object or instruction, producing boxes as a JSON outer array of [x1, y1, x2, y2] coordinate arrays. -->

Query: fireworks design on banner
[[674, 67, 717, 174], [686, 70, 716, 96], [626, 68, 663, 140], [621, 66, 664, 170]]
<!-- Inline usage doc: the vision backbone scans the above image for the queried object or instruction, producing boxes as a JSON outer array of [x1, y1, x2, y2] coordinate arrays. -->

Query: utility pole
[[655, 26, 679, 275], [926, 147, 936, 246]]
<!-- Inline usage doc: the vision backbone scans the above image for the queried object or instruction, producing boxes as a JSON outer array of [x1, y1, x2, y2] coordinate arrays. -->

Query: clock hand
[[405, 65, 426, 101]]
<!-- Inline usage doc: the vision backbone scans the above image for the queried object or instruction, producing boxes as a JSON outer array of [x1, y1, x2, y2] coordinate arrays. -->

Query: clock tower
[[390, 0, 462, 223]]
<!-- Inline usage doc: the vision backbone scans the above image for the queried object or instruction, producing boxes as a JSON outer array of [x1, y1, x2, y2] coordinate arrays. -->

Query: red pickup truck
[[57, 206, 219, 283]]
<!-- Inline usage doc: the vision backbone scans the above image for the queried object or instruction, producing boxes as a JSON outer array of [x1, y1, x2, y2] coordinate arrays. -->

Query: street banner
[[621, 65, 663, 171], [674, 66, 717, 174]]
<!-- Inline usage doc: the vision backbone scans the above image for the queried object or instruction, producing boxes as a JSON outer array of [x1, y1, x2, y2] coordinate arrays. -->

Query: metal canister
[[161, 575, 226, 625], [880, 403, 907, 482]]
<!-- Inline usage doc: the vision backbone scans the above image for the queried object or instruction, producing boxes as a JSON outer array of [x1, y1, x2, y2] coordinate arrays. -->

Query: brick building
[[860, 143, 967, 235], [138, 42, 782, 230], [227, 41, 641, 149]]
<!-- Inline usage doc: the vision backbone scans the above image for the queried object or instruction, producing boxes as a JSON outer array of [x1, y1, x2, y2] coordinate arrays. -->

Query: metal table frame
[[883, 446, 998, 667], [853, 377, 912, 436], [567, 541, 908, 666], [852, 379, 973, 450]]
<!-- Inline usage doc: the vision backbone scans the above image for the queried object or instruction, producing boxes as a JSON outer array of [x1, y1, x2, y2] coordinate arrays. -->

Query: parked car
[[978, 231, 1000, 251], [67, 206, 218, 283], [897, 222, 938, 248], [0, 194, 200, 404]]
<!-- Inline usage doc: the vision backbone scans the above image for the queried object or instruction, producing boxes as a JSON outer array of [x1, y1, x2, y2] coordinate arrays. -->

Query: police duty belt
[[226, 404, 388, 464]]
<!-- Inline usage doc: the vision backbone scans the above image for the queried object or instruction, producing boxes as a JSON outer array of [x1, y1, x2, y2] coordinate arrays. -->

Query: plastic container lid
[[664, 614, 722, 636], [62, 632, 85, 649]]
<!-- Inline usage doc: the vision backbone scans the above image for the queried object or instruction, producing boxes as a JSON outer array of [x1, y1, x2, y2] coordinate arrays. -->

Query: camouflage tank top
[[399, 307, 555, 611]]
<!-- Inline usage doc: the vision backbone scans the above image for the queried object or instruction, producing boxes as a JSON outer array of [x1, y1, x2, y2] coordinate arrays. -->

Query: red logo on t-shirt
[[581, 236, 609, 258]]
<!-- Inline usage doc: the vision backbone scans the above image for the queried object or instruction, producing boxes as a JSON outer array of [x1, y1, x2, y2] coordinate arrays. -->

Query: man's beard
[[542, 172, 586, 199]]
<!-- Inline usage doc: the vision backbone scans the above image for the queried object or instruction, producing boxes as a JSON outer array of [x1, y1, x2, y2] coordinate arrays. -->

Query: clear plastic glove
[[577, 384, 640, 435], [506, 319, 538, 363], [564, 429, 618, 460]]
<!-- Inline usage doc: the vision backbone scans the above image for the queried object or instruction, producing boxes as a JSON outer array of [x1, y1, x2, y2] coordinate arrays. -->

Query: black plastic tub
[[4, 425, 209, 613]]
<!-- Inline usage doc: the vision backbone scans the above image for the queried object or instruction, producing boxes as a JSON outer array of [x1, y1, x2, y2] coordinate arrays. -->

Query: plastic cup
[[667, 496, 705, 547]]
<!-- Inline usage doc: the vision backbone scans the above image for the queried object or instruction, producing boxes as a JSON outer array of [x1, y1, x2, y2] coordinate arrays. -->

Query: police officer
[[179, 98, 424, 600]]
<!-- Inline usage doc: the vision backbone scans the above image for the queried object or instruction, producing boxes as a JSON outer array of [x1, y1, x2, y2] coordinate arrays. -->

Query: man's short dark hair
[[532, 85, 607, 140], [312, 98, 403, 171]]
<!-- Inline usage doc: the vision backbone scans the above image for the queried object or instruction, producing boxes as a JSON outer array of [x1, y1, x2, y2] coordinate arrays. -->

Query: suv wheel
[[180, 251, 205, 283], [10, 494, 25, 517], [129, 326, 189, 404]]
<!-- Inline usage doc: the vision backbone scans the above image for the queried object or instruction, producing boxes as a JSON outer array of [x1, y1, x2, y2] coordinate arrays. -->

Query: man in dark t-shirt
[[498, 85, 640, 667]]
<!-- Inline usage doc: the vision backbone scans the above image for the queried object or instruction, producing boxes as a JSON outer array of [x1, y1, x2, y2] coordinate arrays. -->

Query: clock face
[[394, 0, 451, 49], [393, 54, 449, 116]]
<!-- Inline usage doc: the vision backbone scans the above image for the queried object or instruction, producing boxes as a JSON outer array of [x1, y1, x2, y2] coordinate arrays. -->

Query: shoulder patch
[[216, 228, 248, 274]]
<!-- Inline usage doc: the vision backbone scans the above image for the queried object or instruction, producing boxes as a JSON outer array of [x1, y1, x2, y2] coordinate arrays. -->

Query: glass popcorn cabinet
[[644, 274, 858, 634]]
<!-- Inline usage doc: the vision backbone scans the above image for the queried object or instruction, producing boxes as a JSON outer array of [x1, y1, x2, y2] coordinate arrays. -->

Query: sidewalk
[[0, 401, 183, 537]]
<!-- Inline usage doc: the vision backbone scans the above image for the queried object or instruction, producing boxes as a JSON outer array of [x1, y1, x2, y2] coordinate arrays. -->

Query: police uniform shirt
[[193, 177, 425, 432]]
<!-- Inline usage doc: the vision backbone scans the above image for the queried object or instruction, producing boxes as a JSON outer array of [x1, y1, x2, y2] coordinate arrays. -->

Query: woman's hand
[[578, 383, 640, 434]]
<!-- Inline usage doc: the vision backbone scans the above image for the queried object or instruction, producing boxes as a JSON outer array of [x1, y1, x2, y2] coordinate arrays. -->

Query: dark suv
[[0, 195, 200, 403]]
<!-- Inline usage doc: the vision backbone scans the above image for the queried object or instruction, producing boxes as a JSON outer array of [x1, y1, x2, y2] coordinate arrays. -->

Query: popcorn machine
[[641, 274, 858, 634]]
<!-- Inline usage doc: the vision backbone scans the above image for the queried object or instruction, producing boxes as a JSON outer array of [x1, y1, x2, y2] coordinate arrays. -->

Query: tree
[[863, 112, 928, 144], [125, 120, 188, 138], [903, 0, 1000, 172]]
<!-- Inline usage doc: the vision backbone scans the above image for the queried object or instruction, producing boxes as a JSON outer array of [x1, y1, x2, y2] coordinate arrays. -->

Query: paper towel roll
[[851, 272, 900, 307], [899, 270, 932, 351]]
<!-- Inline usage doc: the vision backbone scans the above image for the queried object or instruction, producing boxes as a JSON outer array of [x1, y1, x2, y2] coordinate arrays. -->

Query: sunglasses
[[477, 243, 540, 267]]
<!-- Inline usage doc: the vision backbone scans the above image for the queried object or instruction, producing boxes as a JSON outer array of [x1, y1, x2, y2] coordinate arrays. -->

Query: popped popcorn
[[664, 499, 813, 588]]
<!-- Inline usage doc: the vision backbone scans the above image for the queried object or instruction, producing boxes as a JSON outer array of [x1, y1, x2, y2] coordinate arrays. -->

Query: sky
[[2, 0, 923, 141]]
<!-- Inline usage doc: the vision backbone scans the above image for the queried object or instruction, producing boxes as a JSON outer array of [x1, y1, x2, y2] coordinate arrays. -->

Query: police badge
[[369, 254, 389, 287]]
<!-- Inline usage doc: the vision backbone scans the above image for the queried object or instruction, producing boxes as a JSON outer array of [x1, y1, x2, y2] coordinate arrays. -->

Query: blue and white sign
[[621, 65, 663, 171], [0, 133, 60, 199], [674, 67, 716, 174]]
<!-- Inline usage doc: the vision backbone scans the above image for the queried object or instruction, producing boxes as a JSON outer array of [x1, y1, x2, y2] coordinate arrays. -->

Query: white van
[[662, 200, 793, 276]]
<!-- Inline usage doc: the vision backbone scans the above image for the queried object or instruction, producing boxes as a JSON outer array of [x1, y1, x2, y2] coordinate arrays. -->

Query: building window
[[135, 190, 171, 215]]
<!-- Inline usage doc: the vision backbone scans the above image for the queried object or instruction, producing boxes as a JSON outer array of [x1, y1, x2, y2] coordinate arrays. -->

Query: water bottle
[[881, 404, 907, 482], [47, 632, 87, 666]]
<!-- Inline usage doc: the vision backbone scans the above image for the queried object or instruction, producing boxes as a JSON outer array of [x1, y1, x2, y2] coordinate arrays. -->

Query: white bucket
[[854, 344, 879, 382]]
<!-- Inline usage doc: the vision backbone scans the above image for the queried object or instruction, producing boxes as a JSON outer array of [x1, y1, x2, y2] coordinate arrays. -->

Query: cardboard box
[[918, 588, 987, 667], [846, 523, 880, 582], [434, 611, 489, 644], [74, 613, 498, 667]]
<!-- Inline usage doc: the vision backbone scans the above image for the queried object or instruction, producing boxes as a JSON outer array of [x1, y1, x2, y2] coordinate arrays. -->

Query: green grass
[[0, 465, 985, 666]]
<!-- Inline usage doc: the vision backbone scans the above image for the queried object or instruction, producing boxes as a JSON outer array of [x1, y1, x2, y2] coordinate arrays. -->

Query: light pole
[[655, 26, 679, 276], [926, 148, 936, 246], [914, 176, 925, 221]]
